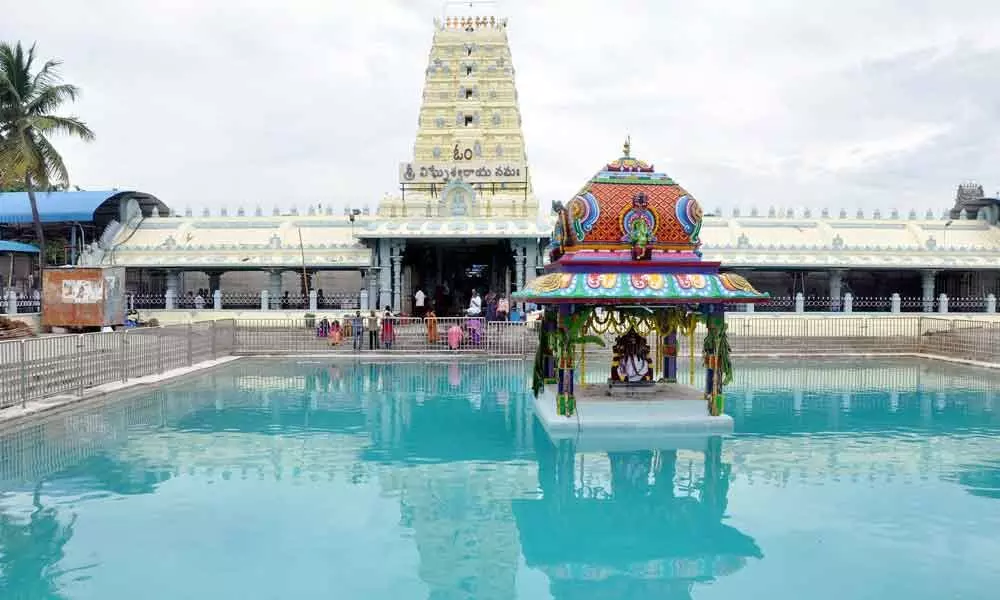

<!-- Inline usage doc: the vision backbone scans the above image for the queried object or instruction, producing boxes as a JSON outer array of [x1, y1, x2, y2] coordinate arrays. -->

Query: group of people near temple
[[315, 307, 397, 351], [413, 286, 519, 321], [312, 285, 532, 351]]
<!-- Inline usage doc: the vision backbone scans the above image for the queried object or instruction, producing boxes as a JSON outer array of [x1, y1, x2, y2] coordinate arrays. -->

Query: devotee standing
[[414, 287, 426, 317], [466, 290, 482, 317], [381, 306, 395, 349], [351, 311, 364, 351], [367, 310, 379, 350]]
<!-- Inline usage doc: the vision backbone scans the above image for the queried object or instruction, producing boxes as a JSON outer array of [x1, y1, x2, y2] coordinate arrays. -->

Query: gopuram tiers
[[382, 11, 535, 219], [515, 140, 769, 443], [358, 7, 551, 315]]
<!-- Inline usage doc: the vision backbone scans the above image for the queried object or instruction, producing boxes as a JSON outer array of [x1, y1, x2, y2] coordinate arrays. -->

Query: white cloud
[[3, 0, 1000, 214]]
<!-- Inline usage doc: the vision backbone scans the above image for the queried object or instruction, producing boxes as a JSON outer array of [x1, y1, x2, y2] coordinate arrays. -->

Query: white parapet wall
[[137, 309, 360, 326]]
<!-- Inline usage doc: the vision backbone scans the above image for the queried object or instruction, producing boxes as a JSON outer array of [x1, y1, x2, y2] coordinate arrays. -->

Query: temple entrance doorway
[[403, 239, 514, 316]]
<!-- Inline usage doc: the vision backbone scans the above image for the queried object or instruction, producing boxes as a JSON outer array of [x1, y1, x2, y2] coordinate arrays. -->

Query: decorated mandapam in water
[[523, 139, 769, 305]]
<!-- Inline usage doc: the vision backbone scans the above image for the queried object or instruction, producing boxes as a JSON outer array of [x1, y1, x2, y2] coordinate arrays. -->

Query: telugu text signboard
[[399, 161, 527, 185]]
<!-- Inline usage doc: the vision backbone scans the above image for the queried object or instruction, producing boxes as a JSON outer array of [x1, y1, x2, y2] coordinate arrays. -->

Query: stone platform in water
[[533, 383, 734, 447]]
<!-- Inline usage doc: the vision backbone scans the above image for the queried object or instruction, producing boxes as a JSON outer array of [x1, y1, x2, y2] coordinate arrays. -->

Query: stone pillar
[[5, 290, 17, 316], [309, 289, 318, 311], [938, 293, 948, 314], [165, 269, 179, 310], [377, 239, 392, 311], [213, 289, 222, 310], [366, 268, 378, 311], [525, 240, 539, 285], [843, 292, 853, 313], [663, 330, 678, 383], [829, 270, 844, 311], [890, 293, 901, 313], [208, 272, 222, 294], [794, 292, 805, 313], [921, 269, 937, 313], [513, 242, 526, 309], [987, 293, 997, 314], [268, 269, 283, 310], [391, 241, 404, 314]]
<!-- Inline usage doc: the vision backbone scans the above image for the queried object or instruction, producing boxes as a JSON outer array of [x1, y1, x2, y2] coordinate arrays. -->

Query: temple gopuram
[[514, 140, 768, 439]]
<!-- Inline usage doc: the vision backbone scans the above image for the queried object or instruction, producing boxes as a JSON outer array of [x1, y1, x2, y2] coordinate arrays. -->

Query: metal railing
[[918, 317, 1000, 364], [0, 320, 236, 410], [3, 314, 1000, 412], [234, 317, 534, 357]]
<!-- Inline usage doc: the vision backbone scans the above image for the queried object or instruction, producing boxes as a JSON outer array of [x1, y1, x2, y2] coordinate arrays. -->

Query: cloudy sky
[[3, 0, 1000, 216]]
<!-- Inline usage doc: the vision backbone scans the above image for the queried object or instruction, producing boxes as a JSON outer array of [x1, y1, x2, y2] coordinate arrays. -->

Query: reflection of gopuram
[[515, 435, 762, 599]]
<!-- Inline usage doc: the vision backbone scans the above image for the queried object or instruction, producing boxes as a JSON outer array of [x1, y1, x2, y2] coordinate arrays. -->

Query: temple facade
[[357, 12, 549, 315], [72, 10, 1000, 312]]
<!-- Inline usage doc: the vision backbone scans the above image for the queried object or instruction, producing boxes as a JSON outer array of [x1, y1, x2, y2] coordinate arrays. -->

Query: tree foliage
[[0, 42, 94, 254]]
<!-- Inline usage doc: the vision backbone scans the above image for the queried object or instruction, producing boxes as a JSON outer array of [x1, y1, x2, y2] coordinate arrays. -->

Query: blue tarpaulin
[[0, 240, 39, 253], [0, 190, 126, 223]]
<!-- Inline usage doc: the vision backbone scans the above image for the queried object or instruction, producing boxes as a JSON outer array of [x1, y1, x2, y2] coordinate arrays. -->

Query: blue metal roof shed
[[0, 190, 169, 225], [0, 240, 39, 253]]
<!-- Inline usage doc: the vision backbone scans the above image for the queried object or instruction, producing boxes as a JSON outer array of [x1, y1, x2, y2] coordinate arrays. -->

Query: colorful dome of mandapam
[[550, 137, 703, 259], [516, 138, 769, 306]]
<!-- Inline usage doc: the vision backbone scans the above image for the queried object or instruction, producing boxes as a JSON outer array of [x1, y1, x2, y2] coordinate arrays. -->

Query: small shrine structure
[[514, 139, 769, 438]]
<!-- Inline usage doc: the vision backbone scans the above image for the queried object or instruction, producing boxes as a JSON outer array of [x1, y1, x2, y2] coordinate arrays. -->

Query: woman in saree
[[425, 305, 439, 344], [329, 320, 342, 345], [381, 306, 395, 349]]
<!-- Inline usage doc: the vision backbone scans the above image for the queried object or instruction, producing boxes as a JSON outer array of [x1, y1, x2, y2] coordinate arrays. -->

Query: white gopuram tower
[[365, 2, 549, 315]]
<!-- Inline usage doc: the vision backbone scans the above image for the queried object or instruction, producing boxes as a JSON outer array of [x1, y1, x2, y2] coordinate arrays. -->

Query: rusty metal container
[[41, 267, 126, 328]]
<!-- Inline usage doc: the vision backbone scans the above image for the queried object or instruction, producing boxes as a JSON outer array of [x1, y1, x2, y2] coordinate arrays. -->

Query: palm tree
[[0, 42, 95, 263]]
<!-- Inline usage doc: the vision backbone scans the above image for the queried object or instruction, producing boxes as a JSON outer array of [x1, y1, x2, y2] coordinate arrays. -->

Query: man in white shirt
[[414, 288, 426, 317], [466, 290, 482, 317]]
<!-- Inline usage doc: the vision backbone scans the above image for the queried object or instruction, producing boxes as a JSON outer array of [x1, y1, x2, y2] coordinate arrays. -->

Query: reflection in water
[[0, 358, 997, 599], [0, 485, 81, 600], [517, 436, 760, 599]]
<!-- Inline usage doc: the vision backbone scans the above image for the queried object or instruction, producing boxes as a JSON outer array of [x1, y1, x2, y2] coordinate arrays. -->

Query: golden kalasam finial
[[623, 135, 631, 157]]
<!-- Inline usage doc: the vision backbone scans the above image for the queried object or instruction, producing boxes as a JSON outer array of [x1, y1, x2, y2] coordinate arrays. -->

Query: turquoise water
[[0, 357, 998, 599]]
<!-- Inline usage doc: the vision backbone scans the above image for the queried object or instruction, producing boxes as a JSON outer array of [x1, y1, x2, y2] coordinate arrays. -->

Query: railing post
[[891, 293, 901, 314], [186, 323, 193, 366], [120, 330, 128, 383], [988, 294, 997, 314], [744, 302, 754, 313], [260, 290, 269, 311], [309, 289, 318, 311], [6, 290, 17, 316], [19, 339, 27, 408], [843, 293, 853, 314], [938, 293, 948, 314], [76, 334, 85, 396], [794, 292, 805, 313], [213, 289, 222, 310], [165, 289, 177, 310]]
